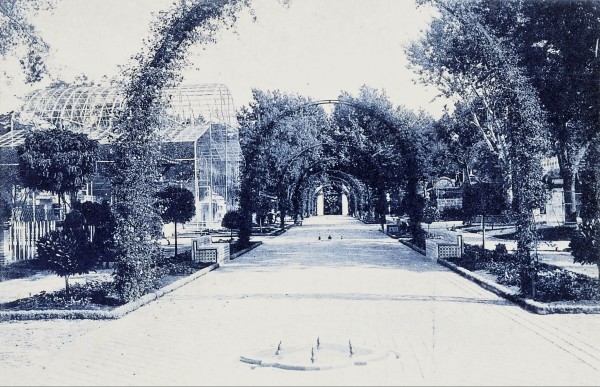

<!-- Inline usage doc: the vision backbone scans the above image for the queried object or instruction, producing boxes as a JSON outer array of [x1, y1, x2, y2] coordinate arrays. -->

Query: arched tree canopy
[[236, 86, 429, 245]]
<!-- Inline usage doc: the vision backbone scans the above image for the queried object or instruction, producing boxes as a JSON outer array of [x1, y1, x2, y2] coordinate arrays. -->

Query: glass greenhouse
[[0, 83, 241, 232]]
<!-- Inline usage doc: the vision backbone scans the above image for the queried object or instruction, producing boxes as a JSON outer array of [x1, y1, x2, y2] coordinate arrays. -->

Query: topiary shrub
[[222, 209, 241, 241], [36, 210, 96, 298], [456, 244, 491, 271], [73, 200, 118, 268]]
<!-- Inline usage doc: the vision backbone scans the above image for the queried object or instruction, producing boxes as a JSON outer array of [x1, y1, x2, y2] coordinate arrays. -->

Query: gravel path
[[1, 215, 599, 386]]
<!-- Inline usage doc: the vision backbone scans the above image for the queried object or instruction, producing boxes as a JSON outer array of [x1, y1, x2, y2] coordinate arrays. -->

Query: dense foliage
[[222, 209, 241, 237], [570, 139, 600, 293], [514, 1, 600, 222], [236, 89, 329, 245], [73, 200, 117, 267], [36, 210, 96, 298], [409, 0, 550, 295], [450, 244, 598, 302], [17, 128, 99, 206], [112, 0, 249, 302]]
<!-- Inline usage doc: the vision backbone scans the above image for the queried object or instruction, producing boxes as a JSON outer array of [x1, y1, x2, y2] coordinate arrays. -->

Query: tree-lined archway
[[236, 88, 427, 248]]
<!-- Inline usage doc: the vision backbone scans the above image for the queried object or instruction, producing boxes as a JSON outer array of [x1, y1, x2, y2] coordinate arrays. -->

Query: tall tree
[[570, 137, 600, 296], [111, 0, 250, 301], [515, 1, 600, 222], [0, 0, 52, 84], [409, 0, 550, 295], [463, 182, 507, 248], [36, 210, 96, 298], [332, 87, 420, 230], [236, 89, 328, 244]]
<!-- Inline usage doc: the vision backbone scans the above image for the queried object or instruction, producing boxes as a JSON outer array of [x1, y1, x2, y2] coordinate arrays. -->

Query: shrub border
[[398, 231, 600, 314], [437, 258, 600, 314], [0, 263, 220, 321], [1, 234, 268, 322]]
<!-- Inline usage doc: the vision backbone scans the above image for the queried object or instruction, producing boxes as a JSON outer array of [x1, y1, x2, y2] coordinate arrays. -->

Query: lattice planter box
[[191, 239, 230, 263], [426, 239, 461, 260]]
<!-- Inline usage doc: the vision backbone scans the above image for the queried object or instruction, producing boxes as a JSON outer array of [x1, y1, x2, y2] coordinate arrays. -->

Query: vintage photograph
[[0, 0, 599, 385]]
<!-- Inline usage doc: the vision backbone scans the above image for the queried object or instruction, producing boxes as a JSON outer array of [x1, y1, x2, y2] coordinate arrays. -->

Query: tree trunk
[[597, 263, 600, 301], [481, 213, 486, 250], [375, 186, 387, 230], [280, 208, 286, 229], [174, 221, 178, 257], [0, 224, 5, 266], [557, 144, 589, 224], [237, 178, 253, 248], [65, 275, 70, 299], [562, 170, 578, 223]]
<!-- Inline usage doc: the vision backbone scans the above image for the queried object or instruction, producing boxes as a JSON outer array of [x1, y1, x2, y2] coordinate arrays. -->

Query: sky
[[1, 0, 449, 117]]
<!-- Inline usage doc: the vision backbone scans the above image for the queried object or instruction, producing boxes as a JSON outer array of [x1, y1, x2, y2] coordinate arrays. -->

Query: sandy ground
[[1, 215, 599, 386]]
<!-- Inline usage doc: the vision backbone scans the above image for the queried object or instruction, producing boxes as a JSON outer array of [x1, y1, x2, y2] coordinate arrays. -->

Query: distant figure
[[318, 235, 321, 241], [328, 235, 332, 240], [340, 236, 343, 240]]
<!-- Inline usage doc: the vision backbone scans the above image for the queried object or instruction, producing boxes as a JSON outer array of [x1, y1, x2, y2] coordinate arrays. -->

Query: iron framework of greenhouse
[[0, 83, 241, 230]]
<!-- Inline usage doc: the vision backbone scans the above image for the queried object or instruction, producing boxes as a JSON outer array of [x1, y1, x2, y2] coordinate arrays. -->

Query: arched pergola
[[107, 0, 426, 298], [236, 97, 423, 246]]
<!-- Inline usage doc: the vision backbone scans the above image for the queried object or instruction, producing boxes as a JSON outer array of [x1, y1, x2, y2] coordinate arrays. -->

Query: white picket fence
[[0, 220, 57, 265]]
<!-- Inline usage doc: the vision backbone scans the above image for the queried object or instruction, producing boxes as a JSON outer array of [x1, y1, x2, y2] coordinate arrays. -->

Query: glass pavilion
[[0, 83, 241, 229]]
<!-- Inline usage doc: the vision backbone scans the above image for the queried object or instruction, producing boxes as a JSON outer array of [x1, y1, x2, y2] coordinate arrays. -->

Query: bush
[[453, 244, 598, 301], [36, 211, 97, 297], [492, 243, 511, 261], [222, 210, 241, 231], [154, 251, 209, 277], [488, 260, 521, 287], [74, 200, 118, 267], [455, 244, 491, 271], [534, 266, 598, 302]]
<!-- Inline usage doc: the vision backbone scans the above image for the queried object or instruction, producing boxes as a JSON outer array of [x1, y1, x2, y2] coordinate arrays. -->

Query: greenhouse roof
[[0, 83, 238, 148]]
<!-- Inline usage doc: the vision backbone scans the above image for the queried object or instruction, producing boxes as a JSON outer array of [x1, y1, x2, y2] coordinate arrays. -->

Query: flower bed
[[0, 239, 264, 317], [0, 251, 211, 312], [447, 244, 599, 303]]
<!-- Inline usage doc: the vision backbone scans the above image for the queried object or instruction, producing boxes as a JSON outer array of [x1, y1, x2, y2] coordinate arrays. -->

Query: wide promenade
[[1, 216, 599, 386]]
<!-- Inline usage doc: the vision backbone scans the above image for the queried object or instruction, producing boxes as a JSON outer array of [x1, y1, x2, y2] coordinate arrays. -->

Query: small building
[[431, 176, 463, 212]]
